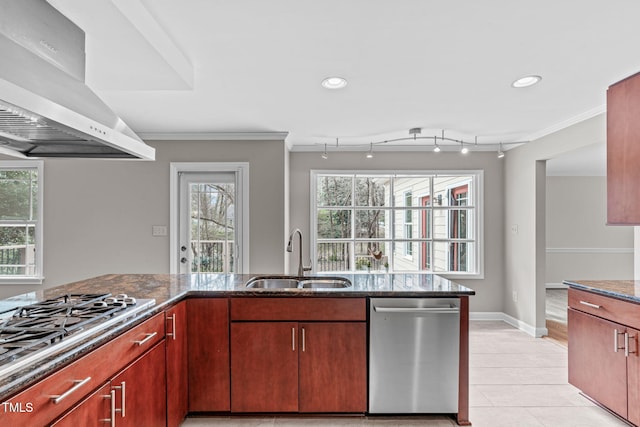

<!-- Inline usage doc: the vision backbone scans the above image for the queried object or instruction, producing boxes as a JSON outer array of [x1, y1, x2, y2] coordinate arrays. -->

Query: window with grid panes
[[312, 171, 482, 275], [0, 161, 43, 283]]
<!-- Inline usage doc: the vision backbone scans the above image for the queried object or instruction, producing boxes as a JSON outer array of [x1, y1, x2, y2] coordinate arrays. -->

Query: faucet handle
[[304, 260, 312, 272]]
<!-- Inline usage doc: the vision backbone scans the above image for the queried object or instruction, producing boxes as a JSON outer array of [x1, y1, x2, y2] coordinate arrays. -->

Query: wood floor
[[545, 289, 568, 345]]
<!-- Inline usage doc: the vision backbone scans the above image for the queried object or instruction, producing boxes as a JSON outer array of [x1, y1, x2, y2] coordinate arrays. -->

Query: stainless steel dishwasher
[[369, 298, 460, 414]]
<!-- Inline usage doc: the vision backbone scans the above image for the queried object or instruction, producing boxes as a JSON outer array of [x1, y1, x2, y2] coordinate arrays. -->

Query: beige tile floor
[[182, 321, 628, 427]]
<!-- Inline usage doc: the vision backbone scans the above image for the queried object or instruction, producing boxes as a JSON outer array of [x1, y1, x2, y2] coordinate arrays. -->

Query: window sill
[[439, 272, 484, 280], [0, 276, 44, 285]]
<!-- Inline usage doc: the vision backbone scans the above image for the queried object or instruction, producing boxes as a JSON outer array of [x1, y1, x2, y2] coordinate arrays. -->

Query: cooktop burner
[[0, 293, 155, 372]]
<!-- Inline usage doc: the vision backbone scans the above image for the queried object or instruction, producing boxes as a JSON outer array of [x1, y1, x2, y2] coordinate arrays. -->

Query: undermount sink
[[245, 275, 352, 289], [298, 278, 352, 289], [245, 277, 300, 289]]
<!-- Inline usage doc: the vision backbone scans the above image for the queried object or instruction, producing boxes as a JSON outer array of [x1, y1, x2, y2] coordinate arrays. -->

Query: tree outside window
[[0, 163, 42, 280], [312, 171, 480, 275]]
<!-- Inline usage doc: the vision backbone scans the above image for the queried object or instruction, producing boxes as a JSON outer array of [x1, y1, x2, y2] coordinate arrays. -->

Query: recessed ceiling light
[[321, 76, 348, 90], [512, 75, 542, 88]]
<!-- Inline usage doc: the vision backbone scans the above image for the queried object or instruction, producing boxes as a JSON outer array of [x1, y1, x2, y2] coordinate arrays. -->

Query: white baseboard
[[470, 312, 548, 338], [546, 282, 568, 289]]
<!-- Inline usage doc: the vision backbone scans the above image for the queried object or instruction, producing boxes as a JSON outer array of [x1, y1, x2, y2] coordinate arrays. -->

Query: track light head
[[366, 143, 374, 159]]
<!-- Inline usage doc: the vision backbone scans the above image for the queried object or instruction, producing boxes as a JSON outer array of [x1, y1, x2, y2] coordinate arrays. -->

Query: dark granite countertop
[[0, 273, 474, 400], [564, 279, 640, 304]]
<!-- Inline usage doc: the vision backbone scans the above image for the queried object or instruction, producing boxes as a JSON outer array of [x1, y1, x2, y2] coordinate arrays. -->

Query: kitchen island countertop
[[563, 279, 640, 304], [33, 272, 476, 308], [0, 273, 474, 400]]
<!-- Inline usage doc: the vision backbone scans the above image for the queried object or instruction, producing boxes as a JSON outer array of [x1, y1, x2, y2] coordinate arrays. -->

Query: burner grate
[[0, 293, 138, 364]]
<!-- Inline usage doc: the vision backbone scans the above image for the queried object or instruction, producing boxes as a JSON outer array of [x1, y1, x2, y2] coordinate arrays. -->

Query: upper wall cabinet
[[607, 71, 640, 224]]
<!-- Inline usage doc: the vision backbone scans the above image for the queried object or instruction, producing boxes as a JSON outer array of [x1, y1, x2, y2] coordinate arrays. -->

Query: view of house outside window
[[312, 171, 481, 275], [0, 162, 43, 280]]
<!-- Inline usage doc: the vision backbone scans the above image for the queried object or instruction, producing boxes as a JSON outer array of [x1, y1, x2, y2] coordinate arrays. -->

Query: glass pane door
[[179, 172, 236, 274]]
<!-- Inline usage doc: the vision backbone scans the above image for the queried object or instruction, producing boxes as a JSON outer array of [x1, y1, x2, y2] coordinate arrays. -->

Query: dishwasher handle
[[373, 305, 459, 314]]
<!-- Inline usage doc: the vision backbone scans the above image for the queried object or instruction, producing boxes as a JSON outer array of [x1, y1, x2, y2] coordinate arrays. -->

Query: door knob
[[180, 257, 188, 263], [180, 246, 187, 251]]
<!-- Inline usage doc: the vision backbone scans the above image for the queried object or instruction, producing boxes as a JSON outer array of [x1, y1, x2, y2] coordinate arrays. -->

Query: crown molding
[[524, 104, 606, 142], [138, 132, 289, 141]]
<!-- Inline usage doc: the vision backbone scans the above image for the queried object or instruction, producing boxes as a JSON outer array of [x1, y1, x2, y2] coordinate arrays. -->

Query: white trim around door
[[170, 162, 250, 274]]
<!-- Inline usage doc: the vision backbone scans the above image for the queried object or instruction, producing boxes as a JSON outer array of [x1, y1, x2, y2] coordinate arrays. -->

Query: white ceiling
[[46, 0, 640, 159]]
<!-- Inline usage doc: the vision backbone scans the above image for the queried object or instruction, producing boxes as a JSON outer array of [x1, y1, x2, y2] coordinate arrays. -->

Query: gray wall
[[289, 150, 505, 313], [0, 139, 288, 299], [505, 113, 607, 333], [546, 176, 633, 284]]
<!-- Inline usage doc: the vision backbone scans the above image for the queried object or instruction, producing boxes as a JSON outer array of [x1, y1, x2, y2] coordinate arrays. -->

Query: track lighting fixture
[[433, 136, 441, 152], [316, 129, 525, 155], [366, 143, 374, 159]]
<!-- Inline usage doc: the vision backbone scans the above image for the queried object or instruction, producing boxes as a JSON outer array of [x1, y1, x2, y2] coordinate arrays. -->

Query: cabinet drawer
[[2, 312, 164, 427], [231, 298, 366, 321], [569, 288, 640, 330]]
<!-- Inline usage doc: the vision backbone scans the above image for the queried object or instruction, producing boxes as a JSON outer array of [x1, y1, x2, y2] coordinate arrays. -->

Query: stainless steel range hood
[[0, 0, 155, 160]]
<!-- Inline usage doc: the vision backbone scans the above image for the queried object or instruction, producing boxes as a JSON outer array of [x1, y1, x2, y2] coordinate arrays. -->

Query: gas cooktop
[[0, 293, 155, 377]]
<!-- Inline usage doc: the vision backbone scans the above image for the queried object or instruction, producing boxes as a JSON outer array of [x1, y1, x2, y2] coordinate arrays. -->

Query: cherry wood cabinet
[[568, 308, 628, 417], [298, 322, 366, 413], [187, 298, 230, 412], [607, 71, 640, 224], [2, 313, 165, 427], [230, 322, 299, 412], [568, 288, 640, 424], [165, 301, 188, 427], [111, 341, 166, 427], [627, 325, 640, 426], [52, 341, 166, 427], [229, 297, 367, 414], [51, 383, 113, 426]]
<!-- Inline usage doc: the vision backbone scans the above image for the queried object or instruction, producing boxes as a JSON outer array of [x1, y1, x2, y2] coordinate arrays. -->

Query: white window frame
[[0, 160, 44, 285], [403, 190, 413, 258], [310, 169, 484, 279], [169, 162, 250, 274]]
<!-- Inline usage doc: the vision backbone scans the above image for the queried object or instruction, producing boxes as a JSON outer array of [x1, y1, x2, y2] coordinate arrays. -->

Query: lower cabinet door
[[298, 322, 367, 413], [627, 327, 640, 426], [231, 322, 299, 412], [112, 341, 167, 427], [166, 301, 188, 427], [187, 298, 230, 412], [568, 308, 628, 418], [51, 383, 113, 426]]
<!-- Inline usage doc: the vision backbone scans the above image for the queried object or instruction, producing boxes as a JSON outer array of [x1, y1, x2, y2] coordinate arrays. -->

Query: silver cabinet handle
[[51, 376, 91, 404], [101, 389, 116, 427], [291, 327, 295, 351], [625, 333, 637, 357], [167, 314, 176, 340], [112, 381, 126, 417], [579, 300, 601, 309], [302, 327, 306, 352], [373, 306, 459, 314], [626, 332, 630, 357], [614, 329, 626, 353], [133, 332, 157, 346]]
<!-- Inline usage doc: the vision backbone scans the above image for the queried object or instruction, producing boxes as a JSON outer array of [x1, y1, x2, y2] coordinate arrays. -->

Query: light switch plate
[[152, 225, 167, 236]]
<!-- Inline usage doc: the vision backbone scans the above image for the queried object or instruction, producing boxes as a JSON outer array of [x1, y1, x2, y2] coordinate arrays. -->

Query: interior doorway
[[543, 142, 633, 344]]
